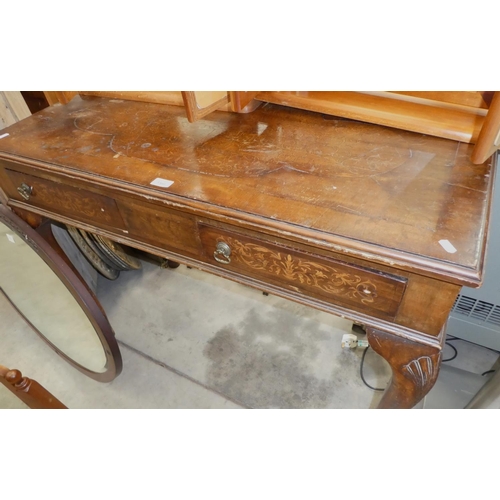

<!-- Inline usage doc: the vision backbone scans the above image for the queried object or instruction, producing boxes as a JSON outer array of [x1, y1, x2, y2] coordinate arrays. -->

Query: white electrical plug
[[341, 333, 369, 349], [341, 333, 358, 349]]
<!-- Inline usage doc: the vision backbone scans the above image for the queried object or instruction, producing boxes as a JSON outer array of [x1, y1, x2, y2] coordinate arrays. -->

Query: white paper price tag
[[150, 178, 174, 188], [439, 239, 457, 254]]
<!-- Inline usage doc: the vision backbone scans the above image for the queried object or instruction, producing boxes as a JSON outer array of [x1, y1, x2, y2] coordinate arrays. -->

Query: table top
[[0, 96, 496, 286]]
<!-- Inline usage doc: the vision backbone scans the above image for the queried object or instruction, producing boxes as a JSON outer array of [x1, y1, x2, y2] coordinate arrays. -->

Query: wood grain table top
[[0, 96, 496, 286]]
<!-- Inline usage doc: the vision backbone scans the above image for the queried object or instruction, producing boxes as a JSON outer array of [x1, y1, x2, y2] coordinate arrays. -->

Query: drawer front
[[117, 199, 201, 257], [199, 225, 407, 320], [6, 169, 126, 229]]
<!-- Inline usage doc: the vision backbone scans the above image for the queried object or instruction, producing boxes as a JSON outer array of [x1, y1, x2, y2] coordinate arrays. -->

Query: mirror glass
[[0, 220, 106, 372]]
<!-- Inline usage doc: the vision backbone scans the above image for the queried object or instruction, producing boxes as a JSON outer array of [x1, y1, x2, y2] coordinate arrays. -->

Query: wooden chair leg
[[366, 327, 443, 409], [0, 365, 66, 409]]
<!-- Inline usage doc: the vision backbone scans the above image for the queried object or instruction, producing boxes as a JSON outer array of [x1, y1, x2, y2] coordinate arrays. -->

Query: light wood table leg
[[367, 327, 443, 409]]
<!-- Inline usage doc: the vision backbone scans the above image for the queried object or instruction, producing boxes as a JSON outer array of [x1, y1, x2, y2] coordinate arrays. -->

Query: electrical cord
[[443, 336, 500, 370], [442, 342, 458, 362], [446, 335, 500, 355], [360, 346, 385, 392]]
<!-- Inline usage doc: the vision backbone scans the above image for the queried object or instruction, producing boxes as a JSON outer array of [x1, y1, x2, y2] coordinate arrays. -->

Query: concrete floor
[[1, 257, 499, 409]]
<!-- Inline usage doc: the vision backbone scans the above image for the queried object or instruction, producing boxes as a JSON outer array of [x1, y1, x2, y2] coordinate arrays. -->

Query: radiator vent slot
[[452, 295, 500, 327]]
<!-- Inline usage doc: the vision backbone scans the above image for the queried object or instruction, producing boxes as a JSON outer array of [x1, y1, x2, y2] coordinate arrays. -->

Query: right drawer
[[199, 225, 408, 321]]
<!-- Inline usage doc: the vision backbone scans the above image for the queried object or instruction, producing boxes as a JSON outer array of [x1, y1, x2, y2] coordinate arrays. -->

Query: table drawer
[[117, 199, 201, 257], [5, 169, 126, 229], [199, 225, 408, 320]]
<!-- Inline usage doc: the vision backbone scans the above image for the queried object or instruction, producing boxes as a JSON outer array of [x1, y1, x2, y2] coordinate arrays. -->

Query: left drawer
[[5, 169, 126, 229]]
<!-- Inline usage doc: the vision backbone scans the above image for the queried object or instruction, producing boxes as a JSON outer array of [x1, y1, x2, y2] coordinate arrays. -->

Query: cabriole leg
[[367, 327, 443, 409]]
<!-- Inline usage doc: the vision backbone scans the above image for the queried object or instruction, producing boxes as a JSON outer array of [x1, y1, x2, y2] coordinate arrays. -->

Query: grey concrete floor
[[1, 257, 499, 409]]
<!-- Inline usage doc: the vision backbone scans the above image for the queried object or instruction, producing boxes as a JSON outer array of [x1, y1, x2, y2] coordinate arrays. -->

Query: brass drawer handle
[[17, 183, 33, 201], [214, 241, 231, 264]]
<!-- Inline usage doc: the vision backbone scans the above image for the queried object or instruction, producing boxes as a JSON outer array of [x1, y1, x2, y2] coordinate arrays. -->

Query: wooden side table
[[0, 96, 496, 408]]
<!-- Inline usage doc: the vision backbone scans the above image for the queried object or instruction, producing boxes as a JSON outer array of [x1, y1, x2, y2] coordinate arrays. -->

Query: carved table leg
[[367, 327, 443, 409]]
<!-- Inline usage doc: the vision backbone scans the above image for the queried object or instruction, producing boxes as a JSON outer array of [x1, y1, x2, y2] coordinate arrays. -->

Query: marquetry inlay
[[221, 236, 379, 305]]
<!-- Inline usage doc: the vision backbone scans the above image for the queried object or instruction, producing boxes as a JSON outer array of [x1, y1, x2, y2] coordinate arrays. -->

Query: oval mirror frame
[[0, 204, 122, 382]]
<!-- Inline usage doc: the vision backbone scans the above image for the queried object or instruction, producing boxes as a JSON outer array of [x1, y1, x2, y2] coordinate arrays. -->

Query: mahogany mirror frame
[[0, 204, 122, 382]]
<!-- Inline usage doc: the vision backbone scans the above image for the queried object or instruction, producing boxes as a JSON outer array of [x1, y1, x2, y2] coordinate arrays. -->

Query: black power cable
[[442, 342, 458, 362], [360, 346, 385, 392], [446, 335, 500, 355], [482, 370, 496, 376]]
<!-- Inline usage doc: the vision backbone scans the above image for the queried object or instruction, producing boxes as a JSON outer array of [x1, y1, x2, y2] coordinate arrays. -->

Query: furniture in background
[[0, 92, 31, 129], [42, 91, 500, 164], [0, 363, 66, 409], [247, 91, 500, 164]]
